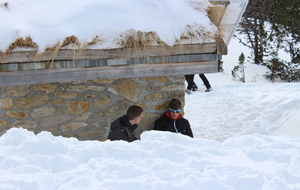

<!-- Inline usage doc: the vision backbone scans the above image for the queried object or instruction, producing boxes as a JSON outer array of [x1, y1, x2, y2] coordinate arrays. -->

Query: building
[[0, 0, 248, 140]]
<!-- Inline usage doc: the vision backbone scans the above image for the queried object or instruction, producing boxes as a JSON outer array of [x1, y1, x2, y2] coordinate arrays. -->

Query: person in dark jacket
[[107, 105, 143, 142], [154, 98, 193, 138]]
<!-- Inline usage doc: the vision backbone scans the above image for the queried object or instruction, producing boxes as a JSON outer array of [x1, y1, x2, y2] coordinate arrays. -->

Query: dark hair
[[169, 98, 182, 110], [126, 105, 143, 120]]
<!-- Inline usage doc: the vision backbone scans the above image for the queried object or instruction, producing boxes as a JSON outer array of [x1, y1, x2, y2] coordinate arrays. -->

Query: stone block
[[80, 93, 98, 98], [57, 107, 64, 113], [31, 106, 55, 118], [52, 99, 65, 104], [146, 83, 156, 91], [92, 78, 118, 83], [66, 100, 89, 114], [15, 95, 49, 109], [167, 92, 185, 99], [54, 92, 77, 98], [12, 120, 37, 129], [91, 101, 129, 119], [76, 112, 91, 121], [34, 83, 57, 93], [0, 98, 12, 109], [0, 119, 6, 127], [6, 110, 27, 118], [60, 122, 88, 132], [40, 115, 71, 127], [145, 93, 164, 102], [6, 85, 29, 96], [155, 102, 169, 110], [155, 76, 167, 83], [168, 76, 185, 83], [112, 79, 142, 102], [93, 120, 108, 128], [93, 96, 111, 109], [67, 85, 87, 92], [87, 85, 105, 92], [159, 84, 185, 91]]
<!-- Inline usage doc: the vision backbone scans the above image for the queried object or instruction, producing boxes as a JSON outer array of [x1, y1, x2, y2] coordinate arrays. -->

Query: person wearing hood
[[107, 105, 143, 142], [154, 98, 193, 138]]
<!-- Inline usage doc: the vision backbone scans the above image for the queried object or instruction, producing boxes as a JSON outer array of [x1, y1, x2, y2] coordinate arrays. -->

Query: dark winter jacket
[[107, 116, 138, 142], [154, 111, 193, 138]]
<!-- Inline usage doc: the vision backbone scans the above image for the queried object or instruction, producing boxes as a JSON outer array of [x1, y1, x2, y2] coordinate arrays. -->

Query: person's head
[[168, 98, 182, 119], [126, 105, 143, 124]]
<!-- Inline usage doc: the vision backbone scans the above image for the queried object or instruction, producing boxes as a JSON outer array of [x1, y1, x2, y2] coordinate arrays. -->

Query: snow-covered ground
[[1, 0, 300, 189]]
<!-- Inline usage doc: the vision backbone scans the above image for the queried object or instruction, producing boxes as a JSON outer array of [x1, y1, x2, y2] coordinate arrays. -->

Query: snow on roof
[[0, 0, 221, 53]]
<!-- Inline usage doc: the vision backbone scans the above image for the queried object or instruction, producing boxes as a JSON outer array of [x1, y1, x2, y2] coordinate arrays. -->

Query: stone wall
[[0, 76, 185, 140]]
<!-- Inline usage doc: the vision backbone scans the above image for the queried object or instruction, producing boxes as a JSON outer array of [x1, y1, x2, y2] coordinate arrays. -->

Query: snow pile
[[1, 128, 300, 190], [0, 0, 216, 52]]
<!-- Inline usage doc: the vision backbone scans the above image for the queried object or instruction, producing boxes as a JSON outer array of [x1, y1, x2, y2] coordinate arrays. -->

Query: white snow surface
[[0, 0, 216, 52]]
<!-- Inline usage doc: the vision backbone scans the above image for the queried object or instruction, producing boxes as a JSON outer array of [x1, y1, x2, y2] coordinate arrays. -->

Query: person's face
[[169, 108, 181, 119]]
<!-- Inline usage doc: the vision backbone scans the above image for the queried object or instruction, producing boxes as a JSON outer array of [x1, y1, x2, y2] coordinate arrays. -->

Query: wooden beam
[[1, 53, 220, 72], [0, 61, 219, 86], [0, 43, 217, 64]]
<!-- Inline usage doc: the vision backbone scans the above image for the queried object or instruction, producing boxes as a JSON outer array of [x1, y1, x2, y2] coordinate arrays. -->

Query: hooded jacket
[[154, 111, 193, 138], [107, 116, 138, 142]]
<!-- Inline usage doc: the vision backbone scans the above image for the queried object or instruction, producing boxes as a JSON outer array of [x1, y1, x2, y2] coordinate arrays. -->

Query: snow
[[1, 0, 300, 189], [0, 0, 215, 52]]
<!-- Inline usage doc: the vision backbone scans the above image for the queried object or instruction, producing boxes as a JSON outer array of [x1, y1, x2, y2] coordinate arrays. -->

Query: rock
[[0, 98, 12, 109], [6, 110, 27, 118], [34, 83, 57, 93], [15, 95, 49, 109], [6, 85, 29, 96], [31, 106, 55, 118], [66, 100, 89, 114]]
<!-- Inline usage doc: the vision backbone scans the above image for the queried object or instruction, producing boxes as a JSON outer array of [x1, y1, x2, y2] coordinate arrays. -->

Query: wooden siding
[[0, 60, 219, 86], [0, 43, 217, 64]]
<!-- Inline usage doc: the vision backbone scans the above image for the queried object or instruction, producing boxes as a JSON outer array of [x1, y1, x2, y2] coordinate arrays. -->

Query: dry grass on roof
[[0, 36, 38, 59], [61, 35, 79, 47], [119, 30, 164, 48], [117, 30, 173, 58], [6, 36, 38, 51]]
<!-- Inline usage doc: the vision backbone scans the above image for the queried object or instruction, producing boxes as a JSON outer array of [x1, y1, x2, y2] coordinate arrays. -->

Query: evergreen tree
[[271, 0, 300, 63], [234, 0, 275, 65], [235, 0, 300, 82], [232, 53, 246, 82]]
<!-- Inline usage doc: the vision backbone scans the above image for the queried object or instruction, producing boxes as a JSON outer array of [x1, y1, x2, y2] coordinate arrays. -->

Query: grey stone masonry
[[0, 76, 186, 140]]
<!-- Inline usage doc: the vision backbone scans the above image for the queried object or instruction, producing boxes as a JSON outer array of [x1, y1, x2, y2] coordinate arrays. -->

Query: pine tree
[[235, 0, 300, 82], [232, 53, 246, 82], [234, 0, 275, 65], [271, 0, 300, 63]]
